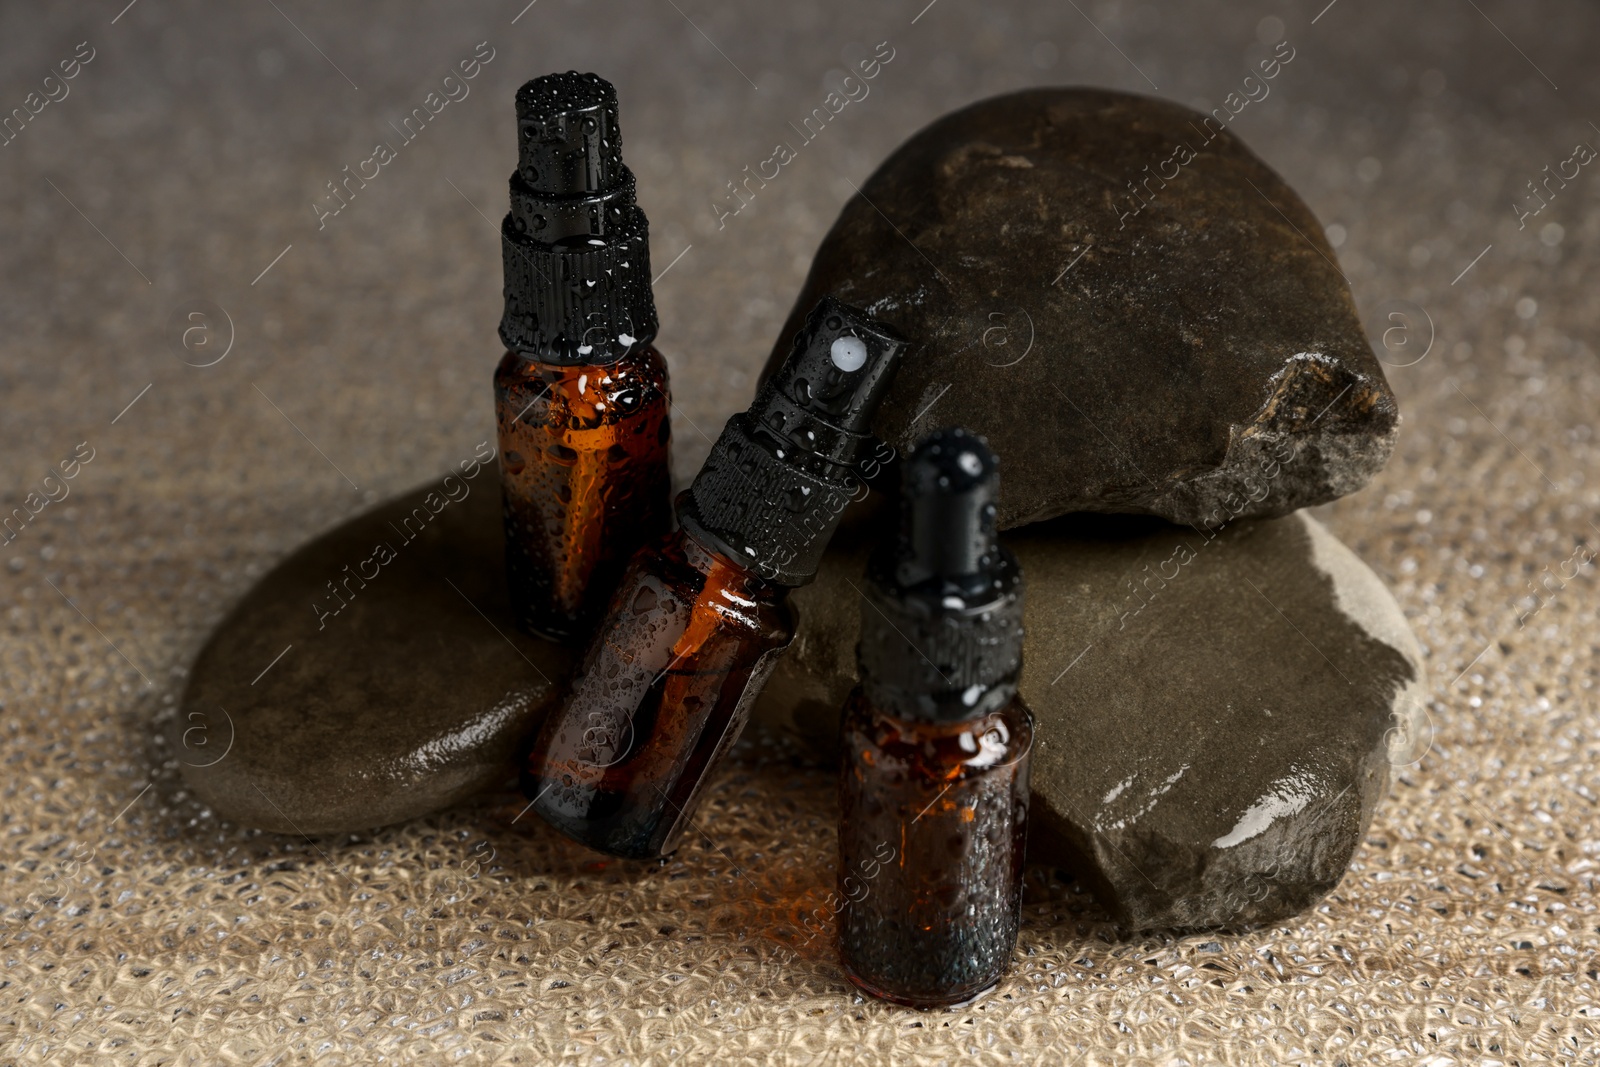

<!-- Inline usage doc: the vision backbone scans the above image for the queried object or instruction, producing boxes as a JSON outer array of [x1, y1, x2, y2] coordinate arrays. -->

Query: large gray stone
[[173, 471, 569, 835], [763, 87, 1399, 529], [753, 504, 1427, 931]]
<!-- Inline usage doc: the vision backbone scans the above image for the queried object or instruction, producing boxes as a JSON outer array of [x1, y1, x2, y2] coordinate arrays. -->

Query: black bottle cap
[[499, 71, 657, 365], [858, 428, 1024, 722], [677, 296, 908, 587]]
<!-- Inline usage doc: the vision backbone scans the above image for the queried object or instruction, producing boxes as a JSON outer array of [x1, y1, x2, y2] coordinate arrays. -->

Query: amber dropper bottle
[[521, 295, 908, 859], [495, 72, 672, 639], [837, 428, 1034, 1009]]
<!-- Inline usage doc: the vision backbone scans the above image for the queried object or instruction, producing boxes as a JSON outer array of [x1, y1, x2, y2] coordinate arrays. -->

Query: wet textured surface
[[763, 508, 1426, 931], [175, 474, 569, 834], [3, 0, 1599, 1061], [761, 87, 1399, 529]]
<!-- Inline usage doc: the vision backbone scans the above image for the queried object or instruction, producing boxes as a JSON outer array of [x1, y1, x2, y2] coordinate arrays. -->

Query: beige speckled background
[[2, 0, 1597, 1062]]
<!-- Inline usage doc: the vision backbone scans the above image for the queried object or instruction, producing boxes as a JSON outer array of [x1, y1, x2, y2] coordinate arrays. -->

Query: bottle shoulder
[[496, 344, 669, 429], [652, 531, 795, 644], [842, 692, 1032, 781], [496, 343, 667, 378]]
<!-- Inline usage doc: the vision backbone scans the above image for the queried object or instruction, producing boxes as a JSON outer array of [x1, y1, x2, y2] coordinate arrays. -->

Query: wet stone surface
[[174, 472, 569, 835], [754, 504, 1427, 931], [764, 87, 1400, 530]]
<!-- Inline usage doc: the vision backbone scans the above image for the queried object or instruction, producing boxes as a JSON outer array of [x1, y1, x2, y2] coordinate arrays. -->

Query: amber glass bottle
[[522, 296, 908, 859], [495, 72, 671, 639], [837, 428, 1034, 1009]]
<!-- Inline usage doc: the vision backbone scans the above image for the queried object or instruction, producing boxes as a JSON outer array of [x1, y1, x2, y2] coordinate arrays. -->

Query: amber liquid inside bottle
[[495, 343, 672, 640], [837, 691, 1034, 1008], [522, 530, 794, 858]]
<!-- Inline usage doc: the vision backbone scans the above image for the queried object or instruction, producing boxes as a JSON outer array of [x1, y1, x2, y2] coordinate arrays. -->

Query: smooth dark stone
[[763, 88, 1399, 529], [753, 506, 1427, 931], [174, 472, 569, 834]]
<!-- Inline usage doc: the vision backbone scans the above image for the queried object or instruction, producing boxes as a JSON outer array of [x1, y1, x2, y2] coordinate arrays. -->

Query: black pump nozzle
[[499, 71, 656, 364], [859, 428, 1024, 722], [510, 72, 632, 241], [899, 429, 1001, 587], [744, 296, 904, 481], [677, 296, 908, 587], [514, 71, 622, 198]]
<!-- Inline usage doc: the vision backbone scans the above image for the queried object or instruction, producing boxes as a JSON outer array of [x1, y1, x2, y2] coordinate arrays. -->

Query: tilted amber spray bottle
[[838, 427, 1034, 1009], [495, 72, 671, 639], [522, 296, 908, 859]]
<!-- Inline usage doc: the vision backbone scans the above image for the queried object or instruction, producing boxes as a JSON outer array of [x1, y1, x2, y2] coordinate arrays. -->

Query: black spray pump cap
[[499, 71, 657, 365], [858, 428, 1024, 722], [676, 296, 908, 588]]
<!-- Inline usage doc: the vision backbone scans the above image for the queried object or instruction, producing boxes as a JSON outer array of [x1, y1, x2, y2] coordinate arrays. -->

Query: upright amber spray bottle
[[838, 428, 1034, 1008], [522, 296, 908, 859], [495, 72, 671, 639]]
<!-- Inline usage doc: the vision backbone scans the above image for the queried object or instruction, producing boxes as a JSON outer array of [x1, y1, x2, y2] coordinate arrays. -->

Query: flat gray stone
[[754, 506, 1427, 931], [763, 88, 1399, 529], [173, 474, 569, 835]]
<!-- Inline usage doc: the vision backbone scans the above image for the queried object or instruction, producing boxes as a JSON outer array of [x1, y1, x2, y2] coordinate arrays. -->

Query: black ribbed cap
[[500, 72, 657, 365], [677, 296, 907, 587], [858, 428, 1024, 722]]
